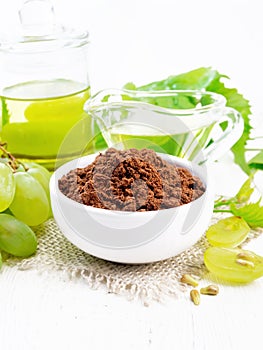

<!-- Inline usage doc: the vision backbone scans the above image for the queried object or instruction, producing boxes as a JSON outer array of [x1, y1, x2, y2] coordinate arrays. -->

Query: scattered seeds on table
[[180, 274, 199, 287], [200, 285, 219, 296], [190, 289, 200, 305]]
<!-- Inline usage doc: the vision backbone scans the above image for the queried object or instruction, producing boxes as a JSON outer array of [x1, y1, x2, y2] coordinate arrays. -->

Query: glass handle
[[200, 107, 244, 164], [19, 0, 56, 37]]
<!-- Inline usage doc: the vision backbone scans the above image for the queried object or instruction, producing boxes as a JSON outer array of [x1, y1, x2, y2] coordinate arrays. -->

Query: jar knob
[[19, 0, 57, 37]]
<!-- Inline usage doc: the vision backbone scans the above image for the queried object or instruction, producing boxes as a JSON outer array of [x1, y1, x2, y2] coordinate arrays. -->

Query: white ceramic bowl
[[50, 153, 214, 264]]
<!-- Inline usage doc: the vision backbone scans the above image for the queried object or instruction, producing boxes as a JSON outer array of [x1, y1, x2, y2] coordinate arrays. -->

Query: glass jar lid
[[0, 0, 89, 53]]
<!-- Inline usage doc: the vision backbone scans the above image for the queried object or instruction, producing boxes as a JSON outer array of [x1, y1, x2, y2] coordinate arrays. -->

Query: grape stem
[[245, 148, 262, 152], [214, 196, 237, 213], [213, 209, 232, 213], [214, 199, 236, 208], [0, 142, 28, 172]]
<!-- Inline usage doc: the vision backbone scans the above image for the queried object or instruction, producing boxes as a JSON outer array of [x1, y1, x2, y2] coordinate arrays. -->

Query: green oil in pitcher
[[85, 89, 243, 163]]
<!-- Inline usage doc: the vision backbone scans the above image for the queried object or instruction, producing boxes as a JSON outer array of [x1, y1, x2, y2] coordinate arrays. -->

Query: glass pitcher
[[0, 0, 91, 169], [83, 89, 244, 164]]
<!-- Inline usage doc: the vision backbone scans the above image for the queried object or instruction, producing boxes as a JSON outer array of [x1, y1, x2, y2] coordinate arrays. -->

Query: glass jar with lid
[[0, 0, 91, 169]]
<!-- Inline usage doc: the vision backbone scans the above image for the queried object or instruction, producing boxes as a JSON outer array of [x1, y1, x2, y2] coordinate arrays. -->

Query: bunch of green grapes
[[0, 149, 51, 268]]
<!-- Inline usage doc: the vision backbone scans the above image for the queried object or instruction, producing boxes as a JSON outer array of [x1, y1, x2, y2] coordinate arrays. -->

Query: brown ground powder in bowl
[[58, 148, 205, 212]]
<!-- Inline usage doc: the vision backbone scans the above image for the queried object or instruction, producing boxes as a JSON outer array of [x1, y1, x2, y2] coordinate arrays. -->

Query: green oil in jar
[[0, 79, 91, 169]]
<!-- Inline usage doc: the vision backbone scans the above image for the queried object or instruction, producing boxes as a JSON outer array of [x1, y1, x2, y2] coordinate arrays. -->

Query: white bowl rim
[[50, 152, 209, 217]]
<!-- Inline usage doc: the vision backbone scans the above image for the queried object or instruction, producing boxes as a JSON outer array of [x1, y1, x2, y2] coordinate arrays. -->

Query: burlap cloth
[[6, 212, 262, 304]]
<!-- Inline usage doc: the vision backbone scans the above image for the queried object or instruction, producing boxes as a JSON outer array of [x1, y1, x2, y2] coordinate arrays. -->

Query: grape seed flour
[[58, 148, 205, 211]]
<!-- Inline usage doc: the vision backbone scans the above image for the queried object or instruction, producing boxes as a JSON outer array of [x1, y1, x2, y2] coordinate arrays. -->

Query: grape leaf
[[235, 175, 254, 204], [249, 150, 263, 170], [230, 200, 263, 228], [125, 67, 252, 174], [135, 67, 219, 90], [206, 74, 252, 174]]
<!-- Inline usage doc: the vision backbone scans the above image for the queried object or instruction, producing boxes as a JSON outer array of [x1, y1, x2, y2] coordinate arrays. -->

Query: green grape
[[204, 247, 263, 283], [27, 167, 52, 218], [0, 163, 15, 212], [0, 214, 37, 257], [0, 158, 25, 172], [2, 208, 13, 215], [0, 251, 2, 269], [206, 216, 250, 248], [9, 172, 49, 226], [25, 162, 52, 179], [27, 168, 50, 197], [14, 164, 27, 172], [26, 164, 52, 216], [0, 158, 9, 164]]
